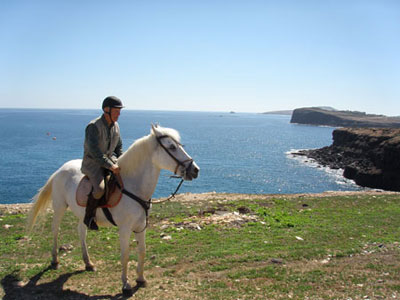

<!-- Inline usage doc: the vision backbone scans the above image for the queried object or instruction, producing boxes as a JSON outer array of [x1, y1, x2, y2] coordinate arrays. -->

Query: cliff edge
[[293, 128, 400, 191], [290, 107, 400, 128]]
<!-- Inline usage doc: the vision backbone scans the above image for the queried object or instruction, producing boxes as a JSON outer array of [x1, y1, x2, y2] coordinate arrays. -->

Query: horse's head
[[151, 124, 200, 181]]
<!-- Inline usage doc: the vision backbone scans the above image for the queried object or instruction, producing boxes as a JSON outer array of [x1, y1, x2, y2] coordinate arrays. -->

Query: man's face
[[110, 108, 121, 122]]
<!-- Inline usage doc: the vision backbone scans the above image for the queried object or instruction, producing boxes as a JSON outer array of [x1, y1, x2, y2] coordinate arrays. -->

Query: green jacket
[[81, 114, 122, 180]]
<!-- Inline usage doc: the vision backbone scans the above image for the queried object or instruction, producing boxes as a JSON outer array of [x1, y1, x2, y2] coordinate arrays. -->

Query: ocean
[[0, 109, 361, 204]]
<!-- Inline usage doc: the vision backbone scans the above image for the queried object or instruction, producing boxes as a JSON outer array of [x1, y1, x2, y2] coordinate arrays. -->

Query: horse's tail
[[27, 171, 56, 232]]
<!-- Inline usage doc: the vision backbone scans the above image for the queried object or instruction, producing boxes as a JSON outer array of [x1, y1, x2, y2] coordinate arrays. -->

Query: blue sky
[[1, 0, 399, 115]]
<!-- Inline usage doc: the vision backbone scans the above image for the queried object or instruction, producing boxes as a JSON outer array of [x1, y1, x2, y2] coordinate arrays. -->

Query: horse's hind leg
[[78, 221, 96, 271], [51, 198, 68, 269]]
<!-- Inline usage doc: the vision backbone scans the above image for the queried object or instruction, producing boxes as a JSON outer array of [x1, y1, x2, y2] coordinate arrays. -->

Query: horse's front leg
[[135, 230, 147, 287], [78, 221, 96, 271], [119, 227, 133, 295]]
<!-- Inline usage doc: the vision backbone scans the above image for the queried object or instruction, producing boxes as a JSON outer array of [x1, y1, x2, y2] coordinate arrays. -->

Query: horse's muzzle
[[183, 161, 200, 181]]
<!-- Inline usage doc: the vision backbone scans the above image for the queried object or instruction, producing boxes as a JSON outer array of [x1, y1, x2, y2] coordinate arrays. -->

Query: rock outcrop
[[290, 107, 400, 128], [293, 128, 400, 191]]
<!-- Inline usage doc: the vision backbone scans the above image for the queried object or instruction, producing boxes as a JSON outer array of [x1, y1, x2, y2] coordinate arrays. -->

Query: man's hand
[[110, 164, 121, 175]]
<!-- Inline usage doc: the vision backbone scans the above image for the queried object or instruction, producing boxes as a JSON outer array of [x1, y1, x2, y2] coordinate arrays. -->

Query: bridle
[[155, 134, 194, 177]]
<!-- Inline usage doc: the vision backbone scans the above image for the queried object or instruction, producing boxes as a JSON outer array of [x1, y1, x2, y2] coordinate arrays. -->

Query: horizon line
[[0, 107, 290, 114]]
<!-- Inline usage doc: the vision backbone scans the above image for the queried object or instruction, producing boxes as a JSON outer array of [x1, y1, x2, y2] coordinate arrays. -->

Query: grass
[[1, 193, 400, 299]]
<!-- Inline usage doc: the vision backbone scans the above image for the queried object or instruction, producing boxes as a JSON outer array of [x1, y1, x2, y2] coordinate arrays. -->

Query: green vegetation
[[1, 193, 400, 299]]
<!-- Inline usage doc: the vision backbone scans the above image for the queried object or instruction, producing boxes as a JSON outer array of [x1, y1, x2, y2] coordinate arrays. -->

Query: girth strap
[[100, 188, 150, 228], [102, 207, 117, 226], [100, 189, 150, 229]]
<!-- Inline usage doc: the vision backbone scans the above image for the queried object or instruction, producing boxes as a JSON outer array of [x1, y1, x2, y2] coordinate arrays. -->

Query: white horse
[[27, 124, 199, 296]]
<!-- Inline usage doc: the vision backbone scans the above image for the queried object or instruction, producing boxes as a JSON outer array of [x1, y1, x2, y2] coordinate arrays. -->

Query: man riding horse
[[81, 96, 124, 230]]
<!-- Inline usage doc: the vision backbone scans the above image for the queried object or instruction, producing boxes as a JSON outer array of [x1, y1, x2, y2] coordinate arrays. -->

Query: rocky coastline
[[293, 128, 400, 191]]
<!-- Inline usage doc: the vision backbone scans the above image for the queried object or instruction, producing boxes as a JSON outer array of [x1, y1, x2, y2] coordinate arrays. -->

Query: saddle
[[76, 174, 123, 208]]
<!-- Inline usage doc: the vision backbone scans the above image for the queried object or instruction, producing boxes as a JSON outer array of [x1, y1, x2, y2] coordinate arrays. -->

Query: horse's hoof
[[136, 280, 147, 288], [50, 262, 59, 270], [85, 265, 96, 272], [122, 288, 133, 297]]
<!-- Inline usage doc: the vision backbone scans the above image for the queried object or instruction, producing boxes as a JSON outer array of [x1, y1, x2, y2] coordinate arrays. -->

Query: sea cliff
[[290, 107, 400, 128], [293, 128, 400, 191]]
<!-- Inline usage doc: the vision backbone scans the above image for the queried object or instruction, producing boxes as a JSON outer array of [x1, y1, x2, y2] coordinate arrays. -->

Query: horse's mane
[[118, 126, 181, 175]]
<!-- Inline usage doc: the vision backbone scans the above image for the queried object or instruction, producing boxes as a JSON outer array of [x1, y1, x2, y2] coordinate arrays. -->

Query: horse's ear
[[151, 123, 159, 135]]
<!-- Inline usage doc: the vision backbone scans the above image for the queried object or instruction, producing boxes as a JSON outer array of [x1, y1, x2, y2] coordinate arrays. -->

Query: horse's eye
[[169, 144, 177, 151]]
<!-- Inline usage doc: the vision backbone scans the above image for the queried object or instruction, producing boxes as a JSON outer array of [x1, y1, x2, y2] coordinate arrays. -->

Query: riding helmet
[[102, 96, 124, 110]]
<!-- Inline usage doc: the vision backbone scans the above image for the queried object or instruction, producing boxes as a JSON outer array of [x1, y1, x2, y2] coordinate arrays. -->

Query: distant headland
[[290, 107, 400, 128], [262, 110, 293, 115]]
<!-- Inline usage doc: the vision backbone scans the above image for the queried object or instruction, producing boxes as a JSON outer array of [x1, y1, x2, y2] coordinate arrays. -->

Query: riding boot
[[84, 193, 99, 230]]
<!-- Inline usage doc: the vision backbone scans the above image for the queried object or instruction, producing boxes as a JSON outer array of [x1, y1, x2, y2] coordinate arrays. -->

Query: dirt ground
[[1, 190, 399, 215], [2, 190, 398, 215]]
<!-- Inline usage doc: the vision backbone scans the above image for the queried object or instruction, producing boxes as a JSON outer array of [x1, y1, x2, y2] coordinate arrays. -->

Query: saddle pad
[[76, 176, 122, 208]]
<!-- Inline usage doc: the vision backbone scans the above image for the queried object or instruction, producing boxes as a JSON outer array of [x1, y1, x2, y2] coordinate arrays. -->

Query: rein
[[152, 178, 184, 204]]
